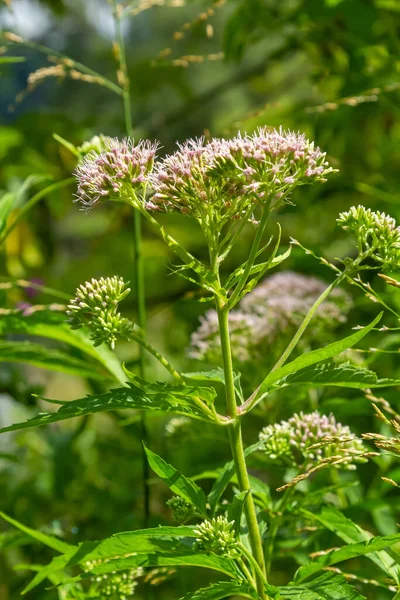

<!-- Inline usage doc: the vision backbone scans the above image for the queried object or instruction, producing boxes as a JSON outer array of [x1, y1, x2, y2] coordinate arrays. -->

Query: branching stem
[[228, 203, 271, 309]]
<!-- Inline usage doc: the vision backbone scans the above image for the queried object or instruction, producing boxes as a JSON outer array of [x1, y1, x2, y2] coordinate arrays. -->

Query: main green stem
[[215, 294, 268, 598], [113, 0, 150, 529]]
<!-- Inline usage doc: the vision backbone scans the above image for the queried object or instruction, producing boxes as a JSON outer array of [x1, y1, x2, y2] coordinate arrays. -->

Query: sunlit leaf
[[247, 313, 382, 408], [0, 380, 218, 434], [274, 361, 400, 390], [23, 527, 238, 593]]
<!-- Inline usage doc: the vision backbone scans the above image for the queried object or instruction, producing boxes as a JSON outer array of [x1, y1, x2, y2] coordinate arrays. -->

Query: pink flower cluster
[[74, 129, 335, 227], [75, 138, 158, 210], [150, 128, 335, 221]]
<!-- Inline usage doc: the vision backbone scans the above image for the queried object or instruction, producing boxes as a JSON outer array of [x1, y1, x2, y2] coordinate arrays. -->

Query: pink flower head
[[150, 128, 336, 227], [75, 137, 159, 210]]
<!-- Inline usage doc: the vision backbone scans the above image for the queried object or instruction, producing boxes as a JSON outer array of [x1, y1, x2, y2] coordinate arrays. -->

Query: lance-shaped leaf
[[179, 581, 259, 599], [225, 229, 291, 297], [0, 512, 73, 554], [0, 174, 50, 236], [0, 340, 109, 380], [276, 571, 366, 599], [0, 309, 126, 384], [0, 192, 15, 233], [0, 381, 217, 434], [244, 313, 382, 411], [145, 447, 207, 515], [208, 440, 266, 513], [227, 491, 248, 536], [183, 368, 243, 401], [23, 527, 237, 593], [295, 533, 400, 583], [273, 361, 400, 391], [301, 506, 400, 584]]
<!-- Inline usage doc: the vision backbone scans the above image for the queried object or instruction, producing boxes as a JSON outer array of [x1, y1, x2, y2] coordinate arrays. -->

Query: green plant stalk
[[112, 0, 150, 530], [2, 33, 123, 96], [238, 557, 257, 588], [239, 543, 270, 591], [215, 300, 268, 599]]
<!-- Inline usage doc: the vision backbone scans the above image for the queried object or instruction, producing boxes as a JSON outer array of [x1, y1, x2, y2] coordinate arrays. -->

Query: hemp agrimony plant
[[2, 128, 400, 600]]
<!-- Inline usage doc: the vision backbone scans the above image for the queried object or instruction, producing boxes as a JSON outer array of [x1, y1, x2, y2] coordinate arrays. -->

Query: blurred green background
[[1, 0, 400, 598]]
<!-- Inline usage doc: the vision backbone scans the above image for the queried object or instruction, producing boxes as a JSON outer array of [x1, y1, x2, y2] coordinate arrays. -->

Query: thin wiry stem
[[111, 0, 150, 530], [2, 33, 123, 96], [228, 203, 271, 309], [129, 329, 183, 382]]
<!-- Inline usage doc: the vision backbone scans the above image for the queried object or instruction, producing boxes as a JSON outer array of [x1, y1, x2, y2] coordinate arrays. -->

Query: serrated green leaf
[[183, 368, 243, 400], [145, 447, 207, 515], [0, 309, 126, 384], [23, 527, 237, 593], [277, 571, 366, 599], [301, 506, 400, 583], [179, 581, 259, 599], [0, 381, 217, 434], [0, 512, 73, 554], [0, 340, 108, 379], [274, 361, 400, 390], [247, 313, 382, 409], [295, 532, 400, 583]]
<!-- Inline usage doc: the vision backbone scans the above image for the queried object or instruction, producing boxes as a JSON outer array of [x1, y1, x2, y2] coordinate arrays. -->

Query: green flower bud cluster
[[337, 205, 400, 270], [77, 134, 113, 158], [193, 516, 239, 558], [67, 276, 132, 349], [259, 411, 366, 470], [92, 568, 142, 600], [166, 495, 193, 522]]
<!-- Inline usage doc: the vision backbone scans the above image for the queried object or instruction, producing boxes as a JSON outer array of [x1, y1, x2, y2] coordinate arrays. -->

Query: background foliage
[[1, 0, 400, 598]]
